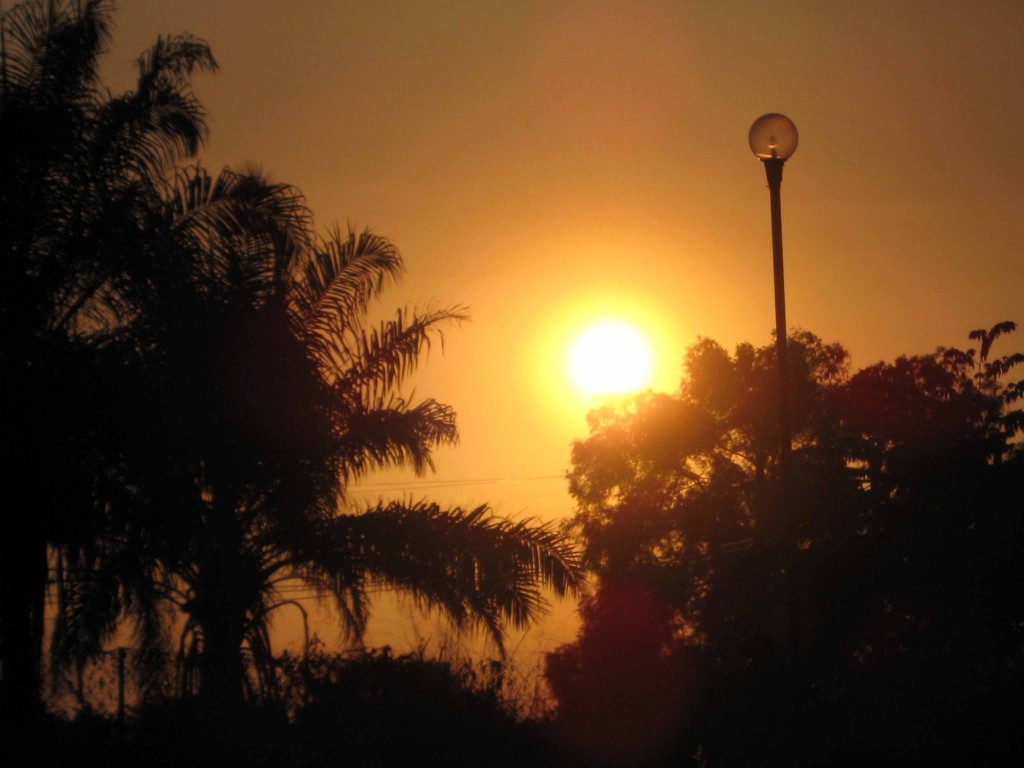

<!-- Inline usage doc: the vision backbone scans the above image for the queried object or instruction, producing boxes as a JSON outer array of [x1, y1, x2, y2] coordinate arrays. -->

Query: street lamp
[[749, 113, 798, 463], [750, 111, 800, 759]]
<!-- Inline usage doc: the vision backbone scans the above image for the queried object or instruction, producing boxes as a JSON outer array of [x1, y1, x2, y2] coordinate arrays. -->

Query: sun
[[567, 320, 655, 398]]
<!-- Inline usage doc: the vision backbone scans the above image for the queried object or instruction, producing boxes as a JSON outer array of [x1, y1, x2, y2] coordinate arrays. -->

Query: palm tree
[[53, 167, 582, 718], [1, 0, 216, 716]]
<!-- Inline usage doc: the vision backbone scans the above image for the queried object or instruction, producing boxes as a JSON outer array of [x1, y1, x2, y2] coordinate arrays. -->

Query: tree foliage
[[1, 0, 216, 717], [48, 152, 583, 722], [2, 1, 583, 724], [548, 325, 1024, 766]]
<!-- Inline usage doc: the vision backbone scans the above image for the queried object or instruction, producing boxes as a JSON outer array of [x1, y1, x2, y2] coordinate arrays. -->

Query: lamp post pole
[[749, 112, 800, 759], [766, 156, 790, 467], [749, 113, 798, 465]]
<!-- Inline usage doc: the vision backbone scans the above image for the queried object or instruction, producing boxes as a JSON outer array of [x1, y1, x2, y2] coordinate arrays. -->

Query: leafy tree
[[549, 325, 1023, 766], [1, 0, 216, 716], [545, 574, 697, 766], [825, 322, 1024, 759], [554, 331, 854, 764]]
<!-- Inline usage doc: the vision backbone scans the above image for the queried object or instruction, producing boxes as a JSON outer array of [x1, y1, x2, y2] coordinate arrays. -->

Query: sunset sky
[[101, 0, 1024, 655]]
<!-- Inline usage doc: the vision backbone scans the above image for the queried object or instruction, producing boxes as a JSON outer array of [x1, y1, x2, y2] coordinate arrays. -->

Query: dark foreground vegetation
[[547, 326, 1024, 766], [36, 644, 555, 768], [3, 2, 1022, 766]]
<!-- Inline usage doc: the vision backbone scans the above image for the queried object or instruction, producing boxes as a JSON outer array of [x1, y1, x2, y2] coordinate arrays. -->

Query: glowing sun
[[567, 320, 655, 398]]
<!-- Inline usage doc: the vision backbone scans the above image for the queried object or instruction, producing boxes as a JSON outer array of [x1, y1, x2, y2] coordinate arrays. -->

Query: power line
[[349, 473, 566, 493]]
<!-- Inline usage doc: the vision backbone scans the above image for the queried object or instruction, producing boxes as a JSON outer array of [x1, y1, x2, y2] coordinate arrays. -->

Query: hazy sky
[[102, 0, 1024, 655]]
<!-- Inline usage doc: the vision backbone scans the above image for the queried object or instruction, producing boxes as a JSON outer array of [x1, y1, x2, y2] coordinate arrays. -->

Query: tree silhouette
[[828, 323, 1024, 760], [549, 326, 1023, 766], [1, 0, 216, 716], [3, 2, 582, 726], [545, 574, 697, 766], [51, 167, 582, 722]]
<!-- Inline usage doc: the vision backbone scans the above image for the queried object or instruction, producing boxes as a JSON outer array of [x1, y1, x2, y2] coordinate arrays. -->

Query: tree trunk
[[197, 605, 247, 725], [194, 484, 249, 726]]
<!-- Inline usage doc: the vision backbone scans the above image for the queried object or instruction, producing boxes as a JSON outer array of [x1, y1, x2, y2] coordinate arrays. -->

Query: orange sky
[[102, 0, 1024, 657]]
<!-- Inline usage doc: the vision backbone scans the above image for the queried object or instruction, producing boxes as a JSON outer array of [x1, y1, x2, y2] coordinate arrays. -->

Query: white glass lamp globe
[[749, 113, 798, 160]]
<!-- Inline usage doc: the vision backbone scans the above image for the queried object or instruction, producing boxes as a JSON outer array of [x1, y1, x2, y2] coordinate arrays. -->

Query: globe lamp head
[[749, 113, 798, 161]]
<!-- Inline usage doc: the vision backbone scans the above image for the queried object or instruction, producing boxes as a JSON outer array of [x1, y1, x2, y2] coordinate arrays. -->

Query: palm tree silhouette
[[53, 167, 582, 718], [1, 0, 216, 716]]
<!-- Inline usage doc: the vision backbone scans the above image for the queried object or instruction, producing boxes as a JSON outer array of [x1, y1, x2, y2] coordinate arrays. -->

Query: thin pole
[[764, 157, 790, 462], [764, 154, 801, 762]]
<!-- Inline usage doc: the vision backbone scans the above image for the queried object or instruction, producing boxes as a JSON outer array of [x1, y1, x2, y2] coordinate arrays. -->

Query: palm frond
[[305, 502, 583, 654], [1, 0, 113, 96], [50, 537, 171, 682], [136, 33, 218, 89], [333, 398, 458, 480], [168, 166, 310, 245], [294, 560, 373, 643], [292, 226, 405, 338], [163, 166, 312, 302], [317, 305, 468, 396], [133, 33, 216, 159], [70, 34, 217, 192]]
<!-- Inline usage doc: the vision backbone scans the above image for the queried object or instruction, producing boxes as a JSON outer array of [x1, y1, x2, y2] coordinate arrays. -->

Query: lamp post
[[749, 111, 800, 759], [749, 112, 798, 465]]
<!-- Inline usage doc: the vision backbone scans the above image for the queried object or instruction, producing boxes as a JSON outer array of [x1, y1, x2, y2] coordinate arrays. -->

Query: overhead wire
[[349, 473, 566, 493]]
